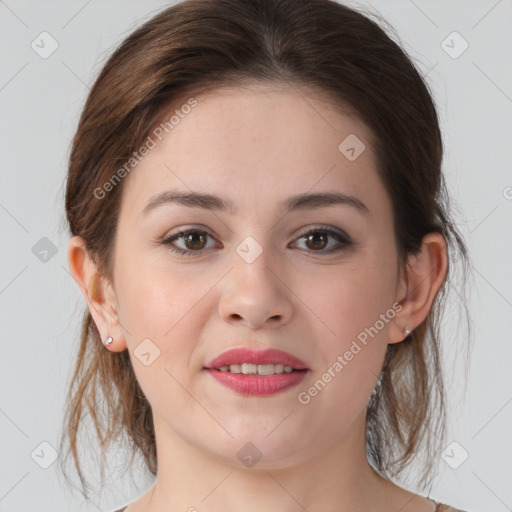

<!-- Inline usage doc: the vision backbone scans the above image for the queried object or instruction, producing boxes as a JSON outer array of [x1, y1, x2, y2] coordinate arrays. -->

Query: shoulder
[[432, 500, 467, 512]]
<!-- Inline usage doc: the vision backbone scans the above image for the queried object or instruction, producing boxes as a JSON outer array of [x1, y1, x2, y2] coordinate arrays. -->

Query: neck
[[139, 408, 392, 512]]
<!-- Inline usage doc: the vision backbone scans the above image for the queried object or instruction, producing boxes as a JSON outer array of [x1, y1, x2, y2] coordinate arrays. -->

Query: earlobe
[[389, 232, 448, 344], [67, 236, 126, 351], [388, 321, 413, 345]]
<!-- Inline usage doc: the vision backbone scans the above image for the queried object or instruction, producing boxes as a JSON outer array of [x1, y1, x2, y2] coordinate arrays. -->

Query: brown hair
[[60, 0, 471, 499]]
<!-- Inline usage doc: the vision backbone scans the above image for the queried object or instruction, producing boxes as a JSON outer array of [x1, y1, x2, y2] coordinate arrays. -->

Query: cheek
[[114, 252, 212, 382], [116, 262, 212, 412], [295, 251, 397, 394], [301, 255, 397, 344], [295, 268, 393, 432], [115, 246, 197, 331]]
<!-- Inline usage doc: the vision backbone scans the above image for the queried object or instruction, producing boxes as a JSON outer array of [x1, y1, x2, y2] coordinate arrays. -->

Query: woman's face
[[111, 82, 404, 467]]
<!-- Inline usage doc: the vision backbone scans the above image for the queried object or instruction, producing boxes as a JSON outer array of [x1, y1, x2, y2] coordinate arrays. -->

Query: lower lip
[[205, 369, 308, 396]]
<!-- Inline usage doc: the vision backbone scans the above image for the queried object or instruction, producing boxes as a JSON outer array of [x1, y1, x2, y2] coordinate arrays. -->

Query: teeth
[[229, 364, 241, 373], [241, 363, 258, 374], [216, 363, 297, 375], [258, 364, 275, 375]]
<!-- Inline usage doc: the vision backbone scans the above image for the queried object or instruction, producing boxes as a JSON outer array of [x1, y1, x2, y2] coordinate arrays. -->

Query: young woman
[[60, 1, 470, 511]]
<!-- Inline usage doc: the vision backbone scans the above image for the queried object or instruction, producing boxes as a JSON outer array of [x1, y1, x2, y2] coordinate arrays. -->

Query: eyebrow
[[142, 189, 369, 216]]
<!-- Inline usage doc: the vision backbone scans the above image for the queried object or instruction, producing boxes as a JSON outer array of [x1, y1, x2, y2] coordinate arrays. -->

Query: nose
[[218, 246, 294, 330]]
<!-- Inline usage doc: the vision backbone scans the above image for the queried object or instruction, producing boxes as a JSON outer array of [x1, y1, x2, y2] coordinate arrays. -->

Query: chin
[[203, 424, 314, 469]]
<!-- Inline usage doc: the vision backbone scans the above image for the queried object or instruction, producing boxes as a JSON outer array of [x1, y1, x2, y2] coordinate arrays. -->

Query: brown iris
[[183, 232, 207, 250], [304, 232, 328, 251]]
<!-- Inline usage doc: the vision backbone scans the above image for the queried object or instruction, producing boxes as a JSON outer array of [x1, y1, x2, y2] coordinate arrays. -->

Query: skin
[[68, 82, 448, 512]]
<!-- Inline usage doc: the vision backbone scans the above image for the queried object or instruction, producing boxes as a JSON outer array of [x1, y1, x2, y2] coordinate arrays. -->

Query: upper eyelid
[[165, 225, 351, 248], [295, 225, 348, 238], [167, 224, 348, 239]]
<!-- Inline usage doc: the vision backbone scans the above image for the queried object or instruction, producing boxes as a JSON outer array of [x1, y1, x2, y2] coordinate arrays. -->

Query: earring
[[404, 327, 412, 337], [104, 336, 113, 347]]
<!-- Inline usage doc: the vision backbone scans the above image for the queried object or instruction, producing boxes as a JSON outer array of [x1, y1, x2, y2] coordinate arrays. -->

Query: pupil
[[307, 233, 327, 250], [186, 233, 206, 250]]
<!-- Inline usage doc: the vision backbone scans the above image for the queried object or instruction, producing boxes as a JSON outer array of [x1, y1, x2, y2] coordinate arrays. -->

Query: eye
[[161, 225, 353, 258], [161, 228, 219, 257], [291, 226, 353, 253]]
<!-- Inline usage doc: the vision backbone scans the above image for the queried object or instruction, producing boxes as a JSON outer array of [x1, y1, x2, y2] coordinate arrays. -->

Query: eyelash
[[161, 225, 354, 257]]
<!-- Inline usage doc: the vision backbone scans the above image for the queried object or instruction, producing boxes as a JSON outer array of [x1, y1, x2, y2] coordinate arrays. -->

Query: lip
[[206, 369, 308, 396], [204, 348, 309, 397], [205, 348, 309, 370]]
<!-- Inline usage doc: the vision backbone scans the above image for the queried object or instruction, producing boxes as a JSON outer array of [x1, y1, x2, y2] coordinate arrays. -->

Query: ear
[[388, 232, 448, 344], [67, 235, 127, 352]]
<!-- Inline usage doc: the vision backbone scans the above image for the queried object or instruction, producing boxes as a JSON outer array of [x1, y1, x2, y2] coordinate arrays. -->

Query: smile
[[215, 363, 299, 375]]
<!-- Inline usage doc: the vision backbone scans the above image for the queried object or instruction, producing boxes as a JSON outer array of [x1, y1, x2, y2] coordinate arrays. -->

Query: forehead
[[120, 82, 389, 222]]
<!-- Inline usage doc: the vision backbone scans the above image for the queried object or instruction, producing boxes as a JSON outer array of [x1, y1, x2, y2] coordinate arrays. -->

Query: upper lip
[[205, 348, 309, 370]]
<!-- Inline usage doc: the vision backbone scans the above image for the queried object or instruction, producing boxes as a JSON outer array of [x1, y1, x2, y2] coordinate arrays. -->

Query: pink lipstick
[[204, 348, 309, 396]]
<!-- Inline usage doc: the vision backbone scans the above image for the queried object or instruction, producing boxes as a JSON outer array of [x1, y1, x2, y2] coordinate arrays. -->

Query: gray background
[[1, 1, 511, 511]]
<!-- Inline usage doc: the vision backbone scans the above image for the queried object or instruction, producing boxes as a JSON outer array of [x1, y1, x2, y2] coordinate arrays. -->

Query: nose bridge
[[218, 234, 293, 328], [235, 235, 276, 287]]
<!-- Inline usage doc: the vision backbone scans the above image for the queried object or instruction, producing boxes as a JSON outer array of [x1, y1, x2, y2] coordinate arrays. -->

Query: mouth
[[205, 347, 309, 371], [204, 347, 310, 396], [209, 363, 305, 375]]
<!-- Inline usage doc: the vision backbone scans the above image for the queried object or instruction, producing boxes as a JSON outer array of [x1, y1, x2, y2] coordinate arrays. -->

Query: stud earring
[[404, 327, 412, 337], [104, 336, 113, 347]]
